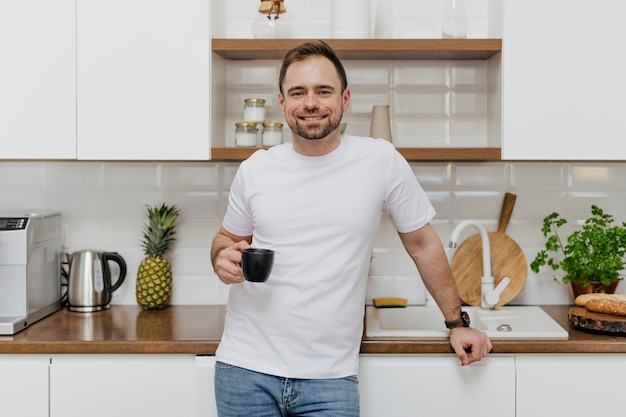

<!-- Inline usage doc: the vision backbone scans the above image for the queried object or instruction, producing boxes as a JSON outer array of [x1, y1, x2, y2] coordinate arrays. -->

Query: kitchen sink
[[365, 305, 568, 340]]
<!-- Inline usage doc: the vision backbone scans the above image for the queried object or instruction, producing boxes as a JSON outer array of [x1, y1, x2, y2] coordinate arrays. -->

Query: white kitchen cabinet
[[358, 354, 515, 417], [502, 0, 626, 160], [0, 0, 76, 159], [516, 355, 626, 416], [50, 354, 217, 417], [76, 0, 210, 160], [194, 356, 217, 417], [0, 355, 49, 416]]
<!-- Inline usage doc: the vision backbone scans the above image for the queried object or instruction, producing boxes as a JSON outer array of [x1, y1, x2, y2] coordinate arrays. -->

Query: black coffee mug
[[241, 248, 274, 282]]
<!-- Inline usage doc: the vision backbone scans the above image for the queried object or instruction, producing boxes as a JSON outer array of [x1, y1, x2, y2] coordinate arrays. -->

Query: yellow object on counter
[[372, 297, 408, 308]]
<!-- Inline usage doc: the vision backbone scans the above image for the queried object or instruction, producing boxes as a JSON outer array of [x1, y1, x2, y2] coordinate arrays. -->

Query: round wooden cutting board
[[451, 193, 527, 306], [569, 306, 626, 335]]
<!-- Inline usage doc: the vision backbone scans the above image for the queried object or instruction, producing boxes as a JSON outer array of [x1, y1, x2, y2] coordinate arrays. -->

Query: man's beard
[[288, 115, 342, 140]]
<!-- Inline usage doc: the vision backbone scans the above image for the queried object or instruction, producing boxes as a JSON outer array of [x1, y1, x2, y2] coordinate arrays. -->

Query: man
[[211, 40, 492, 417]]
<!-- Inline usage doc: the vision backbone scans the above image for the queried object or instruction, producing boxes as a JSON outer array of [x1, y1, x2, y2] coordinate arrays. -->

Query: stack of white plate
[[331, 0, 374, 38]]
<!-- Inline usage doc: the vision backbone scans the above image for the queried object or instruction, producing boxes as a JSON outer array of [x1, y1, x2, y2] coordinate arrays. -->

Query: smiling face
[[278, 55, 350, 154]]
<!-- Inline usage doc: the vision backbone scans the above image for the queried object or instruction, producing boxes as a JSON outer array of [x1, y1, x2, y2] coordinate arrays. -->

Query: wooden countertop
[[0, 305, 225, 355], [2, 305, 626, 355]]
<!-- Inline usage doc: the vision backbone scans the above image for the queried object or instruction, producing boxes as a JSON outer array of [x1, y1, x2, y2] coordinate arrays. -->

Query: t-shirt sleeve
[[222, 164, 254, 237], [383, 150, 436, 233]]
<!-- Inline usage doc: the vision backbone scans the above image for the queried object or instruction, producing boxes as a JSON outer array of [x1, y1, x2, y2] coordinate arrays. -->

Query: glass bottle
[[442, 0, 466, 39], [252, 0, 292, 39]]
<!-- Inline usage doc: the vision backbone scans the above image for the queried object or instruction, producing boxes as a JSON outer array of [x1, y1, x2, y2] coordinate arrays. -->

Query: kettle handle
[[102, 252, 127, 293]]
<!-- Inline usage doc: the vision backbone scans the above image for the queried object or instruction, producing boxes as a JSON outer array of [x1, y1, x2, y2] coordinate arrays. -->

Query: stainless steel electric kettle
[[66, 250, 127, 312]]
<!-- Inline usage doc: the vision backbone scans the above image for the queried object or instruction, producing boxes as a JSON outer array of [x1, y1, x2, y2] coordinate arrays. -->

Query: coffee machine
[[0, 211, 62, 335]]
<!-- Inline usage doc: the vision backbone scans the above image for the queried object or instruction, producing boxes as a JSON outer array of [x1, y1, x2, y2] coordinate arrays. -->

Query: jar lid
[[235, 122, 259, 127], [263, 122, 283, 127], [244, 98, 266, 104]]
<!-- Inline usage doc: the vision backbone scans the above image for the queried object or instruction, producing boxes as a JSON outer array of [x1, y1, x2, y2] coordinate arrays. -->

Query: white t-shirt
[[217, 135, 435, 378]]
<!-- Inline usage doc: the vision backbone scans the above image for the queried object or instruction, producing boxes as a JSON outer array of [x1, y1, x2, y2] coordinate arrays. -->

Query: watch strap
[[445, 311, 470, 329]]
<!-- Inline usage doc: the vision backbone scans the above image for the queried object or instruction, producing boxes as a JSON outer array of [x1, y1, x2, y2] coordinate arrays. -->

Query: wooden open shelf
[[212, 38, 502, 60], [210, 147, 502, 162], [211, 38, 503, 163]]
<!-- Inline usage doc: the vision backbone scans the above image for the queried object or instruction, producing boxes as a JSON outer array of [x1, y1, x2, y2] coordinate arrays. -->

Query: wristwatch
[[445, 311, 470, 329]]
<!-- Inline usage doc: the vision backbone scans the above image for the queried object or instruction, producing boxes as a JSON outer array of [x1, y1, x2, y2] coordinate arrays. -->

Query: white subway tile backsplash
[[453, 163, 508, 190], [3, 191, 47, 213], [102, 163, 161, 190], [345, 92, 392, 116], [346, 61, 392, 87], [425, 191, 453, 219], [226, 61, 279, 88], [165, 190, 221, 220], [47, 190, 106, 220], [369, 247, 393, 276], [365, 275, 394, 304], [452, 91, 487, 115], [564, 192, 624, 221], [103, 190, 164, 219], [450, 118, 488, 146], [508, 190, 567, 220], [373, 215, 399, 247], [393, 275, 427, 305], [219, 164, 240, 189], [45, 162, 102, 189], [395, 118, 448, 147], [160, 164, 221, 190], [392, 248, 420, 276], [396, 91, 448, 115], [568, 164, 626, 190], [451, 191, 506, 220], [174, 220, 222, 247], [511, 163, 566, 190], [394, 62, 449, 88], [3, 159, 626, 307], [411, 163, 451, 189], [100, 219, 144, 247], [0, 162, 45, 189], [451, 62, 488, 88], [511, 275, 572, 306]]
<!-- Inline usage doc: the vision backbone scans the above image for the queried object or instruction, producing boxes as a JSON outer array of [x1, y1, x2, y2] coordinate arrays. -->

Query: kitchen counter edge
[[2, 305, 626, 355]]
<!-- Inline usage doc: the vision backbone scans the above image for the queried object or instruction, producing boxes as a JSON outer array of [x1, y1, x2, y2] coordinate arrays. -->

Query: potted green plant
[[530, 205, 626, 298]]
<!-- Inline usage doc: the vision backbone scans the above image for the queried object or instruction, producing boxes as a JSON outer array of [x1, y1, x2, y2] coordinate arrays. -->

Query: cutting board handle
[[497, 192, 517, 233]]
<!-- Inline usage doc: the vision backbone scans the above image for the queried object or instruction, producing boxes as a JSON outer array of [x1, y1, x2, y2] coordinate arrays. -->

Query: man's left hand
[[449, 327, 493, 366]]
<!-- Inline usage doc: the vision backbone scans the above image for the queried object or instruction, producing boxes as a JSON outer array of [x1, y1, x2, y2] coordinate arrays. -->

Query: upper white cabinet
[[502, 0, 626, 160], [0, 0, 76, 159], [76, 0, 210, 160]]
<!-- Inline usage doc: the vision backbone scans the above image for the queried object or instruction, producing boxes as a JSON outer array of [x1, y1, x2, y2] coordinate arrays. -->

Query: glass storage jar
[[252, 0, 292, 39], [243, 98, 266, 123], [442, 0, 466, 38], [235, 122, 259, 147], [262, 122, 284, 146]]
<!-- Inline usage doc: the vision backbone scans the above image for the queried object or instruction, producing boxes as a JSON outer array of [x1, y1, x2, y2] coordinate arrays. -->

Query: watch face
[[461, 311, 470, 327]]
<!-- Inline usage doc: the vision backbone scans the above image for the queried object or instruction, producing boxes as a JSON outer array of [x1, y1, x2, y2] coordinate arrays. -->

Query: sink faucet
[[449, 220, 510, 309]]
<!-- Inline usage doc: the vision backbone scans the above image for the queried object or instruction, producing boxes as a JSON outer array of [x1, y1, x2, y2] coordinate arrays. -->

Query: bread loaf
[[574, 293, 626, 307], [585, 298, 626, 316]]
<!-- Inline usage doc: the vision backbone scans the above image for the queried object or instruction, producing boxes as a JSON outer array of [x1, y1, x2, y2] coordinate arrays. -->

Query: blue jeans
[[214, 361, 360, 417]]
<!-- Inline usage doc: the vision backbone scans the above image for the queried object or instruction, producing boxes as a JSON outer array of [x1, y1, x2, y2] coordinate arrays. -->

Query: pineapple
[[136, 203, 180, 310]]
